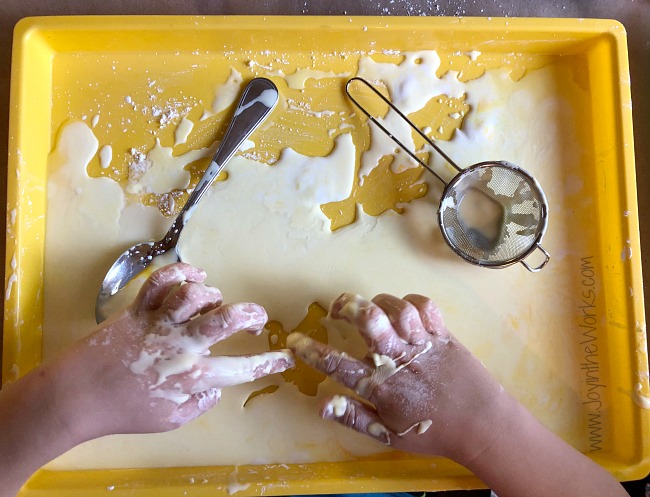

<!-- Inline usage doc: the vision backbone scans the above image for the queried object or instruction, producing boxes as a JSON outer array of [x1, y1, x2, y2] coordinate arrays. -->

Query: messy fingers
[[189, 350, 295, 391], [321, 395, 393, 445], [185, 388, 222, 414], [372, 294, 430, 346], [133, 263, 207, 312], [170, 388, 222, 426], [287, 333, 373, 392], [188, 302, 268, 345], [402, 294, 449, 338], [162, 282, 223, 323], [329, 293, 408, 358]]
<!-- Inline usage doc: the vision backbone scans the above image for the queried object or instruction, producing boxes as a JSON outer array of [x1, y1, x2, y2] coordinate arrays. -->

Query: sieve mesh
[[438, 163, 547, 266]]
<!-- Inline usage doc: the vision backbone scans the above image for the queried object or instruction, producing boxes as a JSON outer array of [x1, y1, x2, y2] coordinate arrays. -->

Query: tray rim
[[3, 15, 648, 495]]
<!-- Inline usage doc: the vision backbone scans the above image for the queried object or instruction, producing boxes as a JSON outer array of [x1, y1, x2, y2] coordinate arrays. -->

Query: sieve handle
[[520, 244, 550, 273], [345, 77, 462, 185]]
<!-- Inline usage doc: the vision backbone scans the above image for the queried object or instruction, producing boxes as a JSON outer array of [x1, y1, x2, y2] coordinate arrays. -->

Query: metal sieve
[[346, 77, 550, 272]]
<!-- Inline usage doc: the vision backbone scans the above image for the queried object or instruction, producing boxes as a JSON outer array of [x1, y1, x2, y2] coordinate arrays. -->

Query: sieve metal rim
[[436, 160, 549, 269]]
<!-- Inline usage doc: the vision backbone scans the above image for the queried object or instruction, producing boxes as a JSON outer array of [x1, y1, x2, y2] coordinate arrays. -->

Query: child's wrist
[[450, 388, 520, 467], [48, 347, 108, 444]]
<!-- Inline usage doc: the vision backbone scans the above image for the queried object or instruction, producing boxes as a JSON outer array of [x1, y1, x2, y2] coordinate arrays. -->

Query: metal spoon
[[95, 78, 279, 323]]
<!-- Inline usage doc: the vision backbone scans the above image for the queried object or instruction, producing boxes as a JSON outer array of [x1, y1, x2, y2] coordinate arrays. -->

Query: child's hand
[[55, 263, 294, 439], [287, 293, 508, 465]]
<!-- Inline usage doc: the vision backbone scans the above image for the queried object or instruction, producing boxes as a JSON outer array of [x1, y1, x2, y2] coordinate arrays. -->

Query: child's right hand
[[54, 263, 294, 440], [288, 293, 512, 465]]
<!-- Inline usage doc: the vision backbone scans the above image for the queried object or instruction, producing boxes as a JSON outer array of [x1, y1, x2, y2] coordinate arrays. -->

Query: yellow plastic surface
[[3, 15, 648, 495]]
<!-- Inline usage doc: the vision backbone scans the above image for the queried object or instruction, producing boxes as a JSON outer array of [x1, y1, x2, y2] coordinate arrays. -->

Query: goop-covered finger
[[320, 395, 393, 445], [403, 294, 449, 338], [168, 388, 222, 427], [133, 263, 207, 312], [188, 302, 268, 345], [190, 351, 295, 391], [372, 294, 430, 346], [162, 282, 223, 323], [329, 293, 408, 357], [287, 332, 373, 392]]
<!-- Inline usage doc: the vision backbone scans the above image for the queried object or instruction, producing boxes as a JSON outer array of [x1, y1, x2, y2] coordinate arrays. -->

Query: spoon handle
[[158, 78, 279, 251]]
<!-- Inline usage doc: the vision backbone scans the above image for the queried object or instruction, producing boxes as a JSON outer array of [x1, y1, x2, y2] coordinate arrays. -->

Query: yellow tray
[[3, 15, 649, 495]]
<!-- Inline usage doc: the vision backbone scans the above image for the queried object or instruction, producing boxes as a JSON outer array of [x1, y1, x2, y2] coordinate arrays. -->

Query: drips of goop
[[286, 296, 433, 445]]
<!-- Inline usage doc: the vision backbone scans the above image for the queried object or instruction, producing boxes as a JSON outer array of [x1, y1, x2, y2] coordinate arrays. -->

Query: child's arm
[[288, 292, 628, 497], [0, 263, 294, 497]]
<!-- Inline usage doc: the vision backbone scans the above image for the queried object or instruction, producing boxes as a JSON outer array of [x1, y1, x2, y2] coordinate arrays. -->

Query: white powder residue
[[126, 148, 151, 190], [98, 145, 113, 169], [287, 99, 336, 118], [125, 90, 195, 129], [127, 139, 219, 195], [158, 107, 180, 128]]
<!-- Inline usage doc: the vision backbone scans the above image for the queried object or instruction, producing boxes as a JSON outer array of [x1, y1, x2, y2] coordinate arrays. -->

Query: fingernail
[[331, 395, 348, 417], [239, 306, 268, 330], [286, 332, 309, 351], [273, 349, 296, 371], [329, 293, 362, 320], [368, 422, 391, 445], [196, 388, 221, 410]]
